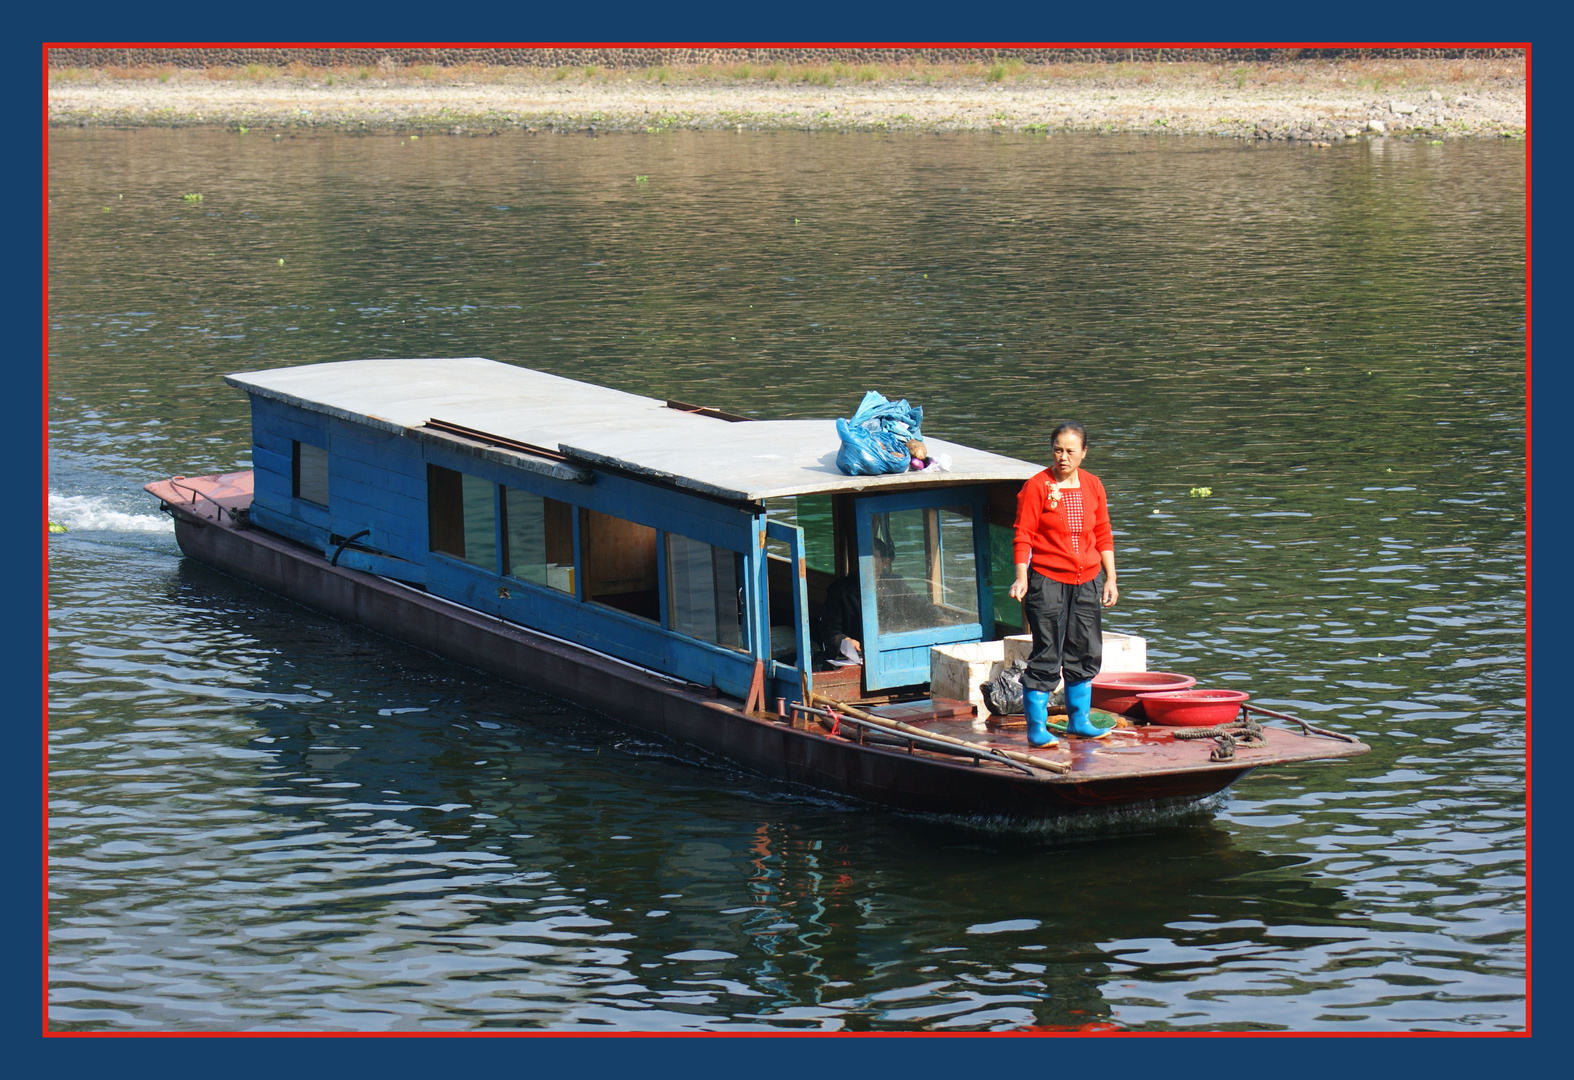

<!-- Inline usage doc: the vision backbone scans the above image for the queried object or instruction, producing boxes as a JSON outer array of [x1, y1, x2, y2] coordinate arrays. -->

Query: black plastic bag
[[983, 658, 1027, 716]]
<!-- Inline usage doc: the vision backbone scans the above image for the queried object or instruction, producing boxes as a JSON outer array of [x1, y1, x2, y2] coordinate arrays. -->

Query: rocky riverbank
[[48, 58, 1526, 141]]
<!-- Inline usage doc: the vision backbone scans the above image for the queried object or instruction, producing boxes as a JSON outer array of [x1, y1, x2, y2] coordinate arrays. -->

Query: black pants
[[1022, 571, 1103, 692]]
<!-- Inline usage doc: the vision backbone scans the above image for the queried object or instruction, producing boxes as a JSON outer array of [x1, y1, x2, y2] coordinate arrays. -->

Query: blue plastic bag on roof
[[835, 390, 925, 476]]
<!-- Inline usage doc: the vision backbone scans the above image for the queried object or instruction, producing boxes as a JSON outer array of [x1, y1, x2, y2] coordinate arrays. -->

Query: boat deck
[[145, 472, 252, 525], [938, 713, 1362, 777], [794, 702, 1367, 781]]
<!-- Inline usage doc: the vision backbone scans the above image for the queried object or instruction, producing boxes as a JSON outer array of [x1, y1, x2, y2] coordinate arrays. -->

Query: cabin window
[[293, 441, 329, 507], [579, 508, 659, 621], [870, 506, 979, 634], [503, 488, 575, 594], [762, 495, 836, 667], [666, 534, 747, 651], [427, 464, 498, 571], [794, 494, 837, 575], [762, 495, 835, 575], [990, 523, 1023, 632]]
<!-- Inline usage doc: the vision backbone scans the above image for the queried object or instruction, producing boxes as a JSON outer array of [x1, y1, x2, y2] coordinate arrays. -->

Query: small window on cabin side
[[427, 464, 498, 572], [503, 488, 574, 594], [579, 507, 658, 622], [293, 441, 329, 507], [667, 533, 747, 651]]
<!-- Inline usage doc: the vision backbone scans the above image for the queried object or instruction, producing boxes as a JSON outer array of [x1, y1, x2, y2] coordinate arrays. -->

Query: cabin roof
[[226, 358, 1043, 502]]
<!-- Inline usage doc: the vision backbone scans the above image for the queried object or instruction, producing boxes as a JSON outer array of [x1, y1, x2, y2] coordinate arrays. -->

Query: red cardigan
[[1012, 469, 1114, 585]]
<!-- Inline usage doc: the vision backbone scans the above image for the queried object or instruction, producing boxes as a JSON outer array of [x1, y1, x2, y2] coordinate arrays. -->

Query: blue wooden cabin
[[226, 358, 1042, 706]]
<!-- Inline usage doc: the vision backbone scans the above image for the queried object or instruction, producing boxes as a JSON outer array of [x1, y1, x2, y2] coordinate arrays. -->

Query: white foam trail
[[48, 492, 173, 533]]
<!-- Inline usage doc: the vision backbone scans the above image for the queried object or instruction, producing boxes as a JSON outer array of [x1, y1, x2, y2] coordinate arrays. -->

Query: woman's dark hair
[[1049, 421, 1089, 449]]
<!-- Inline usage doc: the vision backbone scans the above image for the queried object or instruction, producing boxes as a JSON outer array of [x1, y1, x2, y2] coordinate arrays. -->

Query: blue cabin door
[[855, 488, 995, 691], [764, 518, 812, 704]]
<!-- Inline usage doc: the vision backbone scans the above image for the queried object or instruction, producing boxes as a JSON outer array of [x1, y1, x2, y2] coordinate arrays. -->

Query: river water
[[46, 127, 1525, 1032]]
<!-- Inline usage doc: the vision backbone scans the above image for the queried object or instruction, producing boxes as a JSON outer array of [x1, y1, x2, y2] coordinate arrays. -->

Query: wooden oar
[[811, 692, 1071, 775]]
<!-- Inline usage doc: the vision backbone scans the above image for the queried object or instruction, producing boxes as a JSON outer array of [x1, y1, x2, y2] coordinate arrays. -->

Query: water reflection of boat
[[144, 358, 1368, 820]]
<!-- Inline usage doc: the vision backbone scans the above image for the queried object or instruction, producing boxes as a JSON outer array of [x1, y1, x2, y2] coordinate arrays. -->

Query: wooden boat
[[144, 358, 1368, 820]]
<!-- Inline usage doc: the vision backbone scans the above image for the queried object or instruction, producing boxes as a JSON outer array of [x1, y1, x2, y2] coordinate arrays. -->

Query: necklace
[[1048, 470, 1079, 508]]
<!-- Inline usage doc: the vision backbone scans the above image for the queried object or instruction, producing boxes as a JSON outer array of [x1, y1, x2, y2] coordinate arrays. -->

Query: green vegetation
[[985, 60, 1024, 82]]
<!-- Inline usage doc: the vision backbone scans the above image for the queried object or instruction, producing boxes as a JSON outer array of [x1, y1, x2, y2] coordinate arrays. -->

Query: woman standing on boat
[[1007, 421, 1118, 748]]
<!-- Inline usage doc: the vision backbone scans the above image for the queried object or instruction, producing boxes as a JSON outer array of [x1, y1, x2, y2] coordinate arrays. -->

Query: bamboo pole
[[811, 692, 1071, 775], [794, 704, 1038, 775]]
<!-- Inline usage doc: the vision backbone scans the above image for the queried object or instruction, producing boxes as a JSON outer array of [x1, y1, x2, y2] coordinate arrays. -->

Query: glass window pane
[[428, 465, 463, 557], [796, 494, 836, 575], [990, 522, 1022, 631], [295, 441, 329, 506], [504, 488, 574, 593], [460, 473, 497, 571], [762, 495, 834, 575], [870, 507, 978, 634], [581, 508, 659, 621], [939, 508, 978, 613], [667, 533, 746, 651]]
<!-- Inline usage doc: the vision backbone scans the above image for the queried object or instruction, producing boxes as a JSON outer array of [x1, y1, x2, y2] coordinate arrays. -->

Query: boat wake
[[49, 491, 173, 534]]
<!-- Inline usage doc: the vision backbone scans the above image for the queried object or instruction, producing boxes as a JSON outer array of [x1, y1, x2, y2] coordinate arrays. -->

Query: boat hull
[[151, 485, 1364, 821]]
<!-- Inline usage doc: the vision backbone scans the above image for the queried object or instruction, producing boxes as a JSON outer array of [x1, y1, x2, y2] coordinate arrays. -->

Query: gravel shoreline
[[48, 61, 1527, 142]]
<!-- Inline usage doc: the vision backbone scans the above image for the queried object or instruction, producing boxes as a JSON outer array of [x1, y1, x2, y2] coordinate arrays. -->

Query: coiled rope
[[1171, 713, 1265, 761]]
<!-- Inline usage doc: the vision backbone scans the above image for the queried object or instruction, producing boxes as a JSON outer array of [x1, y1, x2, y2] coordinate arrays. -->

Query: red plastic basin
[[1136, 689, 1251, 727], [1090, 672, 1197, 718]]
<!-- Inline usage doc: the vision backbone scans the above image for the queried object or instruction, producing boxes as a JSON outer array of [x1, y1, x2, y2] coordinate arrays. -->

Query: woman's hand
[[1008, 563, 1029, 602], [1099, 551, 1119, 608]]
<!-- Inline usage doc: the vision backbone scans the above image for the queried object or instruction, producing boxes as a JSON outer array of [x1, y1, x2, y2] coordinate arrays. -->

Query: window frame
[[292, 440, 330, 508]]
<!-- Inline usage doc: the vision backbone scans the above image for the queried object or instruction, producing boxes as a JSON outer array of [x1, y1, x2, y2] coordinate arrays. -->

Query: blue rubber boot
[[1063, 679, 1109, 739], [1023, 688, 1058, 748]]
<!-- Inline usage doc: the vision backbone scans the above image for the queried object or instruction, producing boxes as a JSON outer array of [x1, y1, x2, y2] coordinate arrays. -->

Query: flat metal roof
[[226, 358, 1042, 503]]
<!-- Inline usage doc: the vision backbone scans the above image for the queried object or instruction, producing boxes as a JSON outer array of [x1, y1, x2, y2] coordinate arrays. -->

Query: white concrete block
[[1102, 631, 1147, 673], [934, 632, 1146, 713], [930, 640, 1006, 712], [1001, 631, 1146, 672]]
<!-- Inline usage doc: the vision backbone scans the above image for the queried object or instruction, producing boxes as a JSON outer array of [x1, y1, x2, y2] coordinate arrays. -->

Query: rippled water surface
[[47, 128, 1525, 1032]]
